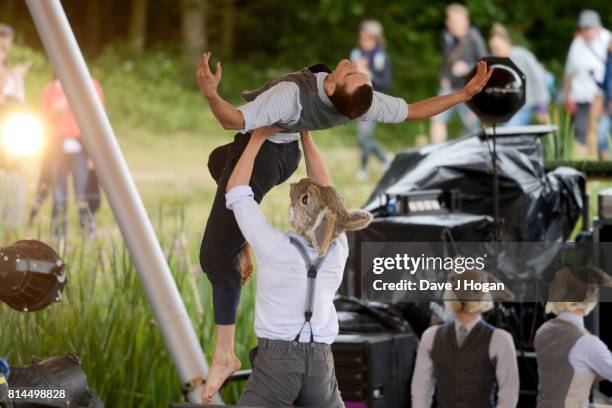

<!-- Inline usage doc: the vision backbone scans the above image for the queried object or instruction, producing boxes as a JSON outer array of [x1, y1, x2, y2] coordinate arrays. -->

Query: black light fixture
[[8, 353, 103, 408], [465, 56, 526, 124], [0, 240, 66, 312], [465, 57, 526, 241]]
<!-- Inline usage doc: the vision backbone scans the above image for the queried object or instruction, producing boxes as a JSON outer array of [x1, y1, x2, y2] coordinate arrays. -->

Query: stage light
[[465, 56, 526, 124], [8, 353, 103, 408], [0, 240, 66, 312], [1, 111, 45, 158]]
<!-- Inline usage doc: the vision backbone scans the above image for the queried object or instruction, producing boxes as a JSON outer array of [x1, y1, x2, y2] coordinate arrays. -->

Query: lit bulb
[[1, 112, 45, 158]]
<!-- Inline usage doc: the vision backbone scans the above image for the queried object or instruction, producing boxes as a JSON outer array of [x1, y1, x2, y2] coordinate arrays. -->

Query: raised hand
[[196, 52, 222, 99], [463, 60, 494, 99], [250, 125, 282, 142]]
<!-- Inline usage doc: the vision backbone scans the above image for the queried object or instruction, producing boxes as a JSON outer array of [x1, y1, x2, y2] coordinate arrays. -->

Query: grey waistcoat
[[240, 68, 349, 133], [534, 317, 593, 408], [431, 321, 496, 408]]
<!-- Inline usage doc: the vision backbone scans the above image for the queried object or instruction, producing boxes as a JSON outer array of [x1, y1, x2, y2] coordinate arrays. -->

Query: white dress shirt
[[238, 71, 408, 143], [226, 185, 349, 344], [411, 315, 520, 408], [559, 311, 612, 381]]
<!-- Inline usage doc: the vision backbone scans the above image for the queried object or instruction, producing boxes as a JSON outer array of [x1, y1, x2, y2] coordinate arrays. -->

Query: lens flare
[[1, 112, 45, 158]]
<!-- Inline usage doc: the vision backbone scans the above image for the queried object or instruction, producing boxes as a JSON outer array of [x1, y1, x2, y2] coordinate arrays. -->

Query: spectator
[[562, 10, 611, 159], [41, 75, 104, 240], [489, 23, 551, 126], [350, 20, 391, 180], [430, 3, 487, 143], [0, 23, 30, 233]]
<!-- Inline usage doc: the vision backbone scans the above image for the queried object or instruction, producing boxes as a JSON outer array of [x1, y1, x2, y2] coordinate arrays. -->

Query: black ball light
[[465, 57, 527, 242], [465, 56, 526, 124], [0, 240, 66, 312]]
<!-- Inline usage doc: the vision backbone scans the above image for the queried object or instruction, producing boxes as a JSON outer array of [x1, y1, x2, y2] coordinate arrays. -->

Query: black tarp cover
[[363, 134, 584, 242], [340, 134, 585, 298]]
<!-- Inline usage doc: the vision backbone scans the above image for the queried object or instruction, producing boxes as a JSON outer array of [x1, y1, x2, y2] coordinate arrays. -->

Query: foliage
[[6, 0, 612, 102], [1, 214, 257, 406]]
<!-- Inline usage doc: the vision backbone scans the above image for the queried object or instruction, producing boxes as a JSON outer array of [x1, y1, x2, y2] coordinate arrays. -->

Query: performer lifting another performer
[[195, 52, 493, 400], [221, 127, 371, 407]]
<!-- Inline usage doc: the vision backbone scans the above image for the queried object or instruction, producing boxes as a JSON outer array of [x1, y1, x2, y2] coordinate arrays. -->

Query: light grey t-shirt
[[564, 28, 611, 103], [238, 72, 408, 143]]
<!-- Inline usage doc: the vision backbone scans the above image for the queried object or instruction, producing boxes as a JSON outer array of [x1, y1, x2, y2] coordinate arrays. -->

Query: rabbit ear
[[307, 207, 336, 256], [343, 209, 373, 231]]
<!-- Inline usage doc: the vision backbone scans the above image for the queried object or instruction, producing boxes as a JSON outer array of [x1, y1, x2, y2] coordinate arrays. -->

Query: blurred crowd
[[0, 22, 102, 241], [350, 4, 612, 179]]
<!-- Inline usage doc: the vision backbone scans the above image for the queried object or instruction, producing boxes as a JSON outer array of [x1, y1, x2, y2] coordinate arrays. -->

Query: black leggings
[[200, 133, 301, 325]]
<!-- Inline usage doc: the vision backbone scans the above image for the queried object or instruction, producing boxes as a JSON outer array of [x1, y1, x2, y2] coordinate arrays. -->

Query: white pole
[[25, 1, 220, 404]]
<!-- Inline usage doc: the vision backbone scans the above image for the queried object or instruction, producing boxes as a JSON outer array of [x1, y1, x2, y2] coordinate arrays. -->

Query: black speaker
[[593, 216, 612, 398], [516, 350, 538, 407], [332, 332, 418, 408]]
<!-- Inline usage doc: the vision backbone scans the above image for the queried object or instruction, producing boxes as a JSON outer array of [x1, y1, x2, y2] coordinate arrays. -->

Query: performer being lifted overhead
[[195, 52, 493, 400]]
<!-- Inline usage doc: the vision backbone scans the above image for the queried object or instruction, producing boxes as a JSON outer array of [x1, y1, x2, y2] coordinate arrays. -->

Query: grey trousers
[[239, 338, 344, 408]]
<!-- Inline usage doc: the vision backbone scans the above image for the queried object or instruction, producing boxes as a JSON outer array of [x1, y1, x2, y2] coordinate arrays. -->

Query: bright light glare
[[1, 112, 45, 158]]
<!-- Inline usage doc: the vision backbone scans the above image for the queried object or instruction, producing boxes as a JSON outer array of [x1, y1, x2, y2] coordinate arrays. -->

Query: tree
[[220, 0, 235, 58], [129, 0, 149, 50], [181, 0, 207, 62]]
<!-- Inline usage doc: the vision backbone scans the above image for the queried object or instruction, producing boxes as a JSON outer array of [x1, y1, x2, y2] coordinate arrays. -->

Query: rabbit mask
[[288, 178, 373, 256], [443, 268, 514, 314], [545, 266, 612, 316]]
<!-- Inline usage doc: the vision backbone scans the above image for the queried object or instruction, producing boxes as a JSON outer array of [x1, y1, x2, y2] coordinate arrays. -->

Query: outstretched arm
[[406, 60, 493, 121], [226, 125, 279, 192], [196, 52, 245, 130], [224, 125, 286, 260], [300, 131, 332, 186]]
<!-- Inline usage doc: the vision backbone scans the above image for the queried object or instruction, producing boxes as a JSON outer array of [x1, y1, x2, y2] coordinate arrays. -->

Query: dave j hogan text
[[372, 279, 505, 293]]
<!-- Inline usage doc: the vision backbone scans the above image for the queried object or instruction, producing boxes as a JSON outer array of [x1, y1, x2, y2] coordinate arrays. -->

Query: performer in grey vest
[[411, 269, 518, 408], [535, 266, 612, 408], [195, 52, 493, 401]]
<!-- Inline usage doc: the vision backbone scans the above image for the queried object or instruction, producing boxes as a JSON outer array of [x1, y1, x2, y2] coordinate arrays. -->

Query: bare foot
[[201, 354, 241, 403], [239, 244, 254, 283]]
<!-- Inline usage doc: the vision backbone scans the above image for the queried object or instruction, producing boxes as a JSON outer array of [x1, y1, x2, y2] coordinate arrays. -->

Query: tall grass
[[543, 105, 575, 160], [0, 214, 257, 406]]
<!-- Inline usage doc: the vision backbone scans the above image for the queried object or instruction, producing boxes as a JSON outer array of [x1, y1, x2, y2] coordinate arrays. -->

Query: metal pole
[[25, 1, 219, 404], [491, 124, 500, 242]]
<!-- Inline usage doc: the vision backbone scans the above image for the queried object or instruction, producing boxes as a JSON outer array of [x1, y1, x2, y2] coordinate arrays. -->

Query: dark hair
[[329, 84, 373, 119]]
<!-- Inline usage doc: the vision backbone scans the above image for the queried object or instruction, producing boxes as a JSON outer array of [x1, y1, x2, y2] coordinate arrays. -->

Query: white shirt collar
[[454, 314, 482, 334], [315, 72, 335, 108], [558, 311, 585, 328]]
